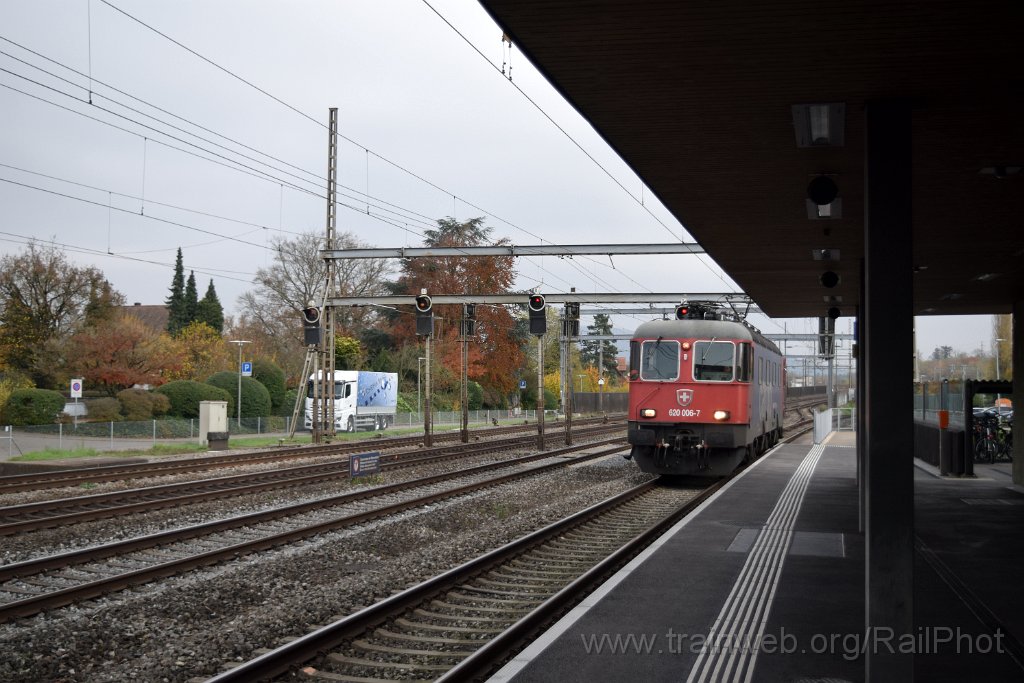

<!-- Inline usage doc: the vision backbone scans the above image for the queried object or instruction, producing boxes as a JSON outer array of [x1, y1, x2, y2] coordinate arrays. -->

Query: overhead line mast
[[319, 107, 339, 443]]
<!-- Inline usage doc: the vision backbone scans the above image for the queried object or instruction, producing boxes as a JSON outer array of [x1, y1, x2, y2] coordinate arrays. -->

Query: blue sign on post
[[350, 451, 381, 478], [519, 379, 527, 389], [241, 362, 253, 377]]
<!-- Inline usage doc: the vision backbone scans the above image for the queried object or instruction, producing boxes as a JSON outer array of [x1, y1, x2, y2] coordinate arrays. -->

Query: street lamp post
[[995, 338, 1006, 380], [229, 340, 252, 428], [995, 338, 1006, 404]]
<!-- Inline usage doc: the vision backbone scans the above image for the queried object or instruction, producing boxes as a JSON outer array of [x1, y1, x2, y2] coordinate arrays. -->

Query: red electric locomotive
[[626, 303, 785, 476]]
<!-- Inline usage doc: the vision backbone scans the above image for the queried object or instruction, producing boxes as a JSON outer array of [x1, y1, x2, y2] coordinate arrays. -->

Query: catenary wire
[[3, 8, 729, 321], [89, 1, 697, 296]]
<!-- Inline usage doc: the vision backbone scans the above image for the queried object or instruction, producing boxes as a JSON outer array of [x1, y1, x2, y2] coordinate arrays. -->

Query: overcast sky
[[0, 0, 996, 359]]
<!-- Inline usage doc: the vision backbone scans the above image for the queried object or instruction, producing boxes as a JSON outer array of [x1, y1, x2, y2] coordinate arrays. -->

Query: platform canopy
[[477, 0, 1024, 318]]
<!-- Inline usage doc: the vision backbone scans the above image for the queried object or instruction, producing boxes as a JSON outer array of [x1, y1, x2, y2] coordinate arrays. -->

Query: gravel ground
[[0, 447, 650, 683], [0, 437, 617, 564]]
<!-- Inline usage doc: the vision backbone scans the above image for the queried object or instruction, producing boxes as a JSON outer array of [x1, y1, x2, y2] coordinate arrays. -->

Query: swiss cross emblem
[[677, 389, 694, 407]]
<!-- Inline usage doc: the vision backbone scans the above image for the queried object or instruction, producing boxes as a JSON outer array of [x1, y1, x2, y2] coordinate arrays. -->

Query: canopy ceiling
[[478, 0, 1024, 318]]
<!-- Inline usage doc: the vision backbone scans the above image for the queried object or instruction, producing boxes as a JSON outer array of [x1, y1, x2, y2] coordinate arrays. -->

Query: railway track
[[209, 479, 715, 682], [0, 416, 620, 495], [0, 424, 624, 536], [207, 423, 816, 682], [0, 437, 628, 623]]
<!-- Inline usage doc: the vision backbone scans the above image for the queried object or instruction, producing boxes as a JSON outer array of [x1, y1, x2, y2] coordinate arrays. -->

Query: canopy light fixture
[[979, 166, 1021, 179], [807, 197, 842, 219], [792, 103, 846, 147]]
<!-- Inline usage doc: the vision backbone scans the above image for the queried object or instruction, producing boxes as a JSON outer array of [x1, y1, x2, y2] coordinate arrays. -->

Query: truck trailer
[[304, 370, 398, 432]]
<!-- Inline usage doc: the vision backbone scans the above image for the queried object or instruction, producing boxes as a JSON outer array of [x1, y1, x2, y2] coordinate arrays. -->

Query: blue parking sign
[[241, 362, 253, 377], [519, 379, 527, 389]]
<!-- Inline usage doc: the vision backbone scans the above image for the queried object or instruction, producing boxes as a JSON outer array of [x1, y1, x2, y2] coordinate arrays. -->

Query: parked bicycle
[[974, 414, 1013, 463]]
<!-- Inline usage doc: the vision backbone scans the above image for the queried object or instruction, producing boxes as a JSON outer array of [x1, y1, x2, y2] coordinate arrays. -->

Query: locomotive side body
[[627, 318, 785, 476]]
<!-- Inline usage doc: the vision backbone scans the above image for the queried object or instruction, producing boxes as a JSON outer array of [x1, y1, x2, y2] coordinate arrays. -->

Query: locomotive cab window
[[736, 342, 753, 382], [693, 341, 735, 382], [638, 339, 680, 380]]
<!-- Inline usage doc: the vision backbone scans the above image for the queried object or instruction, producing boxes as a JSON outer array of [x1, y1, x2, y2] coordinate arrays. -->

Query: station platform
[[491, 431, 1024, 682]]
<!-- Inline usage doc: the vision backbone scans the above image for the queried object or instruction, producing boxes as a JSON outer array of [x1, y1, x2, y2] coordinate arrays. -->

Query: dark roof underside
[[478, 0, 1024, 318]]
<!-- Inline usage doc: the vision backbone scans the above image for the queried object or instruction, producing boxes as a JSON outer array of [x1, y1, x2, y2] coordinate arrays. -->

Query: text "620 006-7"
[[668, 409, 700, 417]]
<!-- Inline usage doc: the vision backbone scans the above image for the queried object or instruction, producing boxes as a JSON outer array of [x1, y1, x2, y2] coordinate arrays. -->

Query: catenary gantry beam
[[322, 243, 705, 259], [327, 293, 752, 306]]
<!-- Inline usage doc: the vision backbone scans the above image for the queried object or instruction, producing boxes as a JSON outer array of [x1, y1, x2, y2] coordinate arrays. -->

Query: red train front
[[626, 307, 784, 476]]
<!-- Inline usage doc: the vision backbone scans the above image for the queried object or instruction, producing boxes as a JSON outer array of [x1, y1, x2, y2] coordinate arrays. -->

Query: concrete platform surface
[[492, 432, 1023, 682]]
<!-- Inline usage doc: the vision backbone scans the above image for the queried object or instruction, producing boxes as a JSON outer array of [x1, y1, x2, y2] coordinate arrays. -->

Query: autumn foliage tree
[[69, 314, 182, 395], [167, 321, 233, 381], [391, 217, 525, 403], [0, 240, 122, 386]]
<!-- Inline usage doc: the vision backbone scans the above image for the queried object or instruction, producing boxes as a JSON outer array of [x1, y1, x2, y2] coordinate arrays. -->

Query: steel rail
[[205, 479, 665, 683], [0, 439, 628, 622], [206, 423, 815, 682], [0, 424, 622, 535], [0, 417, 617, 493]]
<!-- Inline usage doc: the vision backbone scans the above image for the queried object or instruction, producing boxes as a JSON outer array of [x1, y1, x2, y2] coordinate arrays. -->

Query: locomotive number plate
[[668, 408, 701, 417]]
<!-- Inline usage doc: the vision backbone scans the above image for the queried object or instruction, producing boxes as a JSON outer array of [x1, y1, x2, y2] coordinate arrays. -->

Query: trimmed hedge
[[205, 372, 271, 419], [117, 388, 171, 421], [155, 380, 232, 419], [87, 397, 122, 422], [2, 388, 66, 425], [252, 360, 286, 413], [279, 388, 299, 417]]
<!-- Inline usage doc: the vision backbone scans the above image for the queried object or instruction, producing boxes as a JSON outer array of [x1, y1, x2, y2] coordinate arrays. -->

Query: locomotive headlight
[[640, 408, 657, 418], [713, 410, 730, 421]]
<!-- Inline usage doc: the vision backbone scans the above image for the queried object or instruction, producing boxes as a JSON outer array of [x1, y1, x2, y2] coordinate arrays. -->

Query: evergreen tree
[[579, 313, 619, 376], [195, 279, 224, 334], [83, 280, 122, 327], [184, 270, 199, 323], [165, 248, 188, 335]]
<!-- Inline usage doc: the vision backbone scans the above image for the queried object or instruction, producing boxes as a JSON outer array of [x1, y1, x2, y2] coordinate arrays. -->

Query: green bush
[[205, 372, 271, 418], [87, 397, 122, 421], [278, 388, 299, 417], [2, 388, 65, 425], [396, 394, 415, 414], [156, 380, 232, 419], [468, 381, 484, 410], [252, 360, 286, 412], [117, 389, 172, 421]]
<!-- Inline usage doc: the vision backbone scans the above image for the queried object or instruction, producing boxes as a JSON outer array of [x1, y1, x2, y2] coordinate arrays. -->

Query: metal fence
[[914, 380, 967, 426], [3, 408, 594, 455], [813, 407, 857, 444]]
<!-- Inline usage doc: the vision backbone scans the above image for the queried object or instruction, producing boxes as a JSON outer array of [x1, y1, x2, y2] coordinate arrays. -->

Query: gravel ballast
[[0, 447, 650, 683]]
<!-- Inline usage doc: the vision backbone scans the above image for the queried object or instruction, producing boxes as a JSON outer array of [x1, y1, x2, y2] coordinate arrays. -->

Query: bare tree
[[234, 231, 391, 376]]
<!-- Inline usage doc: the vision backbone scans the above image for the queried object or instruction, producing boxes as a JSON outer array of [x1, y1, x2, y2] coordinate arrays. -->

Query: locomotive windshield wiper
[[701, 337, 716, 362]]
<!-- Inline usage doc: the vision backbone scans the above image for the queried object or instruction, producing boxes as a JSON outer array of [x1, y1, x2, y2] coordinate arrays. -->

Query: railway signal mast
[[416, 292, 434, 446], [528, 294, 547, 450]]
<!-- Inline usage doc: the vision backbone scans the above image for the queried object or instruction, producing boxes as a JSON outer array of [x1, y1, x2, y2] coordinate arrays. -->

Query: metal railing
[[2, 409, 567, 454], [813, 406, 857, 444]]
